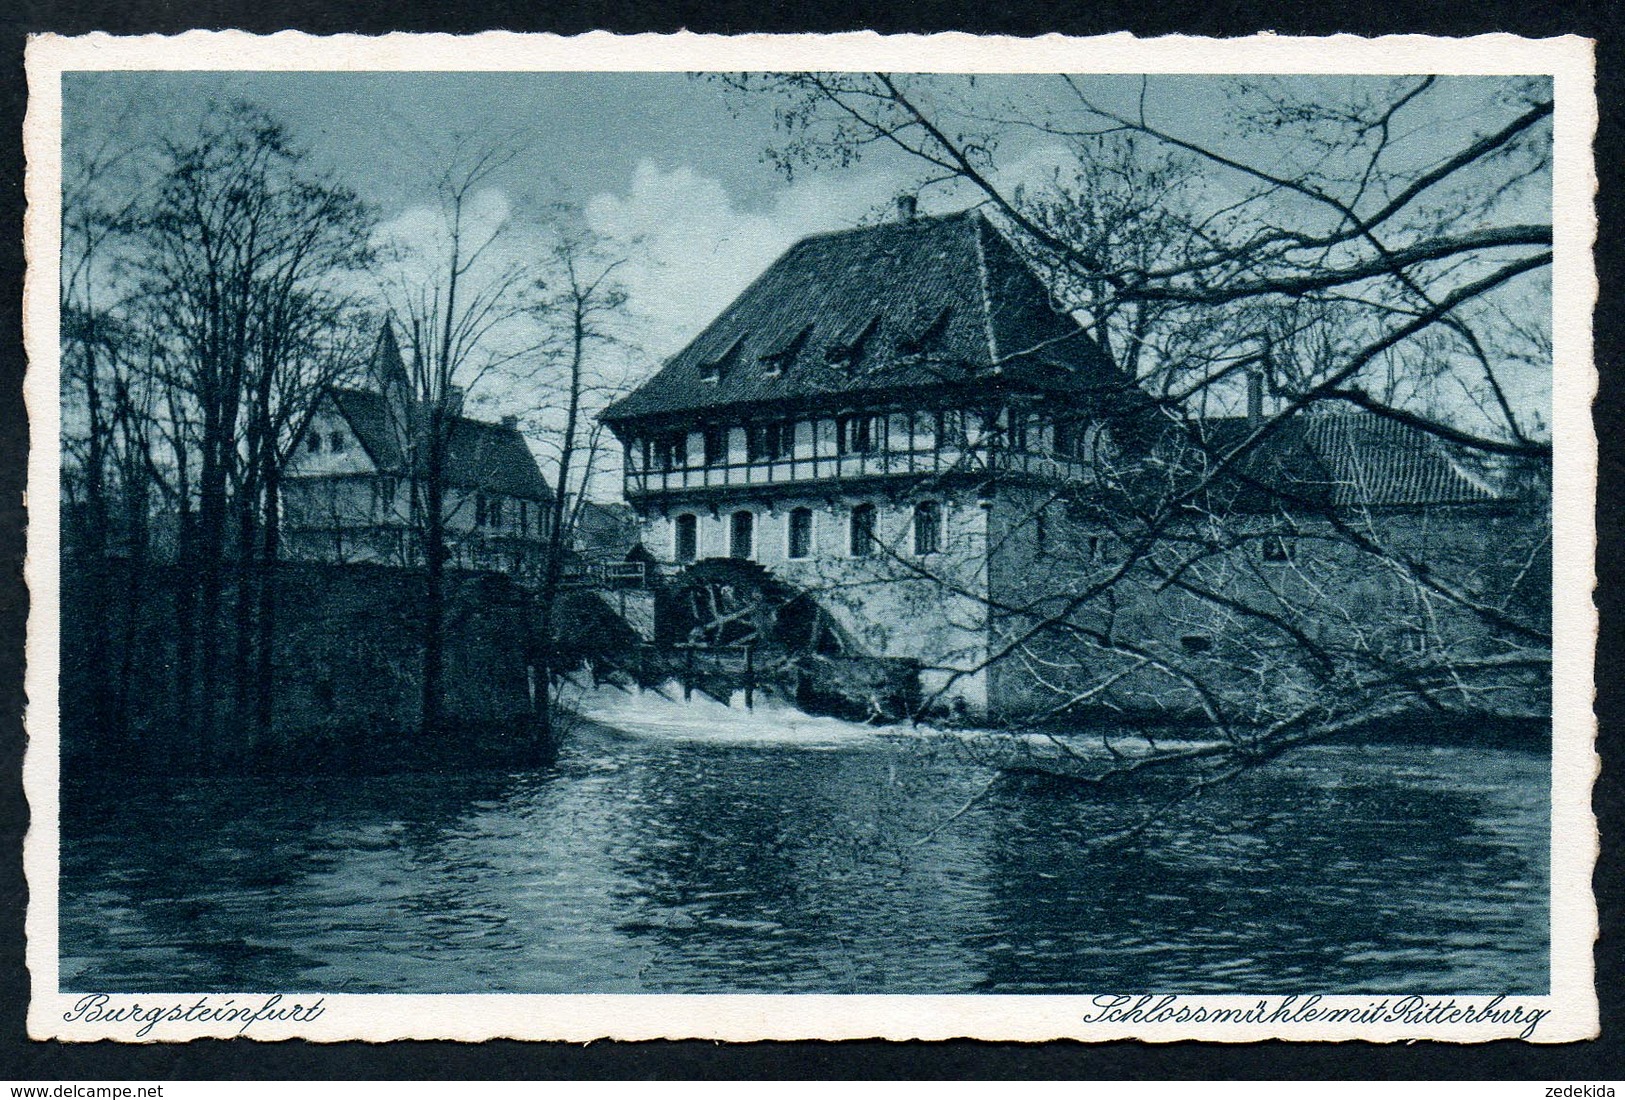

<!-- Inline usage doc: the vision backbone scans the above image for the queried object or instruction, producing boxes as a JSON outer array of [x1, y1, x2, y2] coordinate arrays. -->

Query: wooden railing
[[561, 560, 651, 588], [623, 445, 1093, 497]]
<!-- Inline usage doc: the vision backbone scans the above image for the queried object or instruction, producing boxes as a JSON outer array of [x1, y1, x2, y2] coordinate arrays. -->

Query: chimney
[[500, 414, 519, 431], [1245, 365, 1264, 427], [444, 386, 465, 418], [896, 194, 918, 222]]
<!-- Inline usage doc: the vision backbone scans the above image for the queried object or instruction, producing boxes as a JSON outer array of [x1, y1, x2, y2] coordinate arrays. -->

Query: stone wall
[[60, 558, 548, 774], [983, 490, 1551, 726], [640, 491, 994, 716]]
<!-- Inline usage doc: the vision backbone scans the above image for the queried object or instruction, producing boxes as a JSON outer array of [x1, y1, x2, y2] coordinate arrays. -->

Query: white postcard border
[[22, 29, 1599, 1044]]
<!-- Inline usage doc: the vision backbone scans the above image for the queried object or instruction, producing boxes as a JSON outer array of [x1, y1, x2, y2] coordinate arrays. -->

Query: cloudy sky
[[62, 71, 1355, 360], [60, 71, 1551, 491], [66, 71, 922, 360]]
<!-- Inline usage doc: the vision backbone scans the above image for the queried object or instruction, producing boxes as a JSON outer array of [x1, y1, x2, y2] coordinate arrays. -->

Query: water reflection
[[60, 727, 1548, 994], [970, 750, 1548, 993]]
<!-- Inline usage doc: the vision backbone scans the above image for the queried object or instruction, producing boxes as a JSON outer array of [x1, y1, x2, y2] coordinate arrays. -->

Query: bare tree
[[380, 133, 540, 738], [516, 230, 631, 743], [719, 73, 1553, 832], [79, 100, 375, 757], [59, 115, 149, 740]]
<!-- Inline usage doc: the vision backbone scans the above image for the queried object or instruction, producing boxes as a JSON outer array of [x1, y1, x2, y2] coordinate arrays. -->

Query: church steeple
[[370, 316, 415, 453]]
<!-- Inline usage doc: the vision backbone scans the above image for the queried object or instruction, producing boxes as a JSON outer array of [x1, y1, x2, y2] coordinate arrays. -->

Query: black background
[[0, 0, 1618, 1081]]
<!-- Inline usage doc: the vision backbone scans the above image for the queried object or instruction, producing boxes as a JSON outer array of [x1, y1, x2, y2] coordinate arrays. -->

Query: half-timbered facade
[[602, 205, 1545, 723], [602, 208, 1140, 715]]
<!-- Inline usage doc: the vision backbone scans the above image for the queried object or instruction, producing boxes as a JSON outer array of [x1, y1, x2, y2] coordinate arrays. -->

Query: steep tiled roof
[[1199, 412, 1528, 509], [438, 416, 551, 500], [327, 388, 551, 501], [331, 388, 404, 469], [602, 209, 1125, 424]]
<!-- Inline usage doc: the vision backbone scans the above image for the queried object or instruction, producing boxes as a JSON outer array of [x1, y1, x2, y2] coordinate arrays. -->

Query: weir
[[563, 555, 922, 724]]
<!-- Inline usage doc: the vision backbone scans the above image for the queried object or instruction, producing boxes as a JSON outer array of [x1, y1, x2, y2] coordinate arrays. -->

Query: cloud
[[584, 159, 916, 360], [371, 187, 534, 297]]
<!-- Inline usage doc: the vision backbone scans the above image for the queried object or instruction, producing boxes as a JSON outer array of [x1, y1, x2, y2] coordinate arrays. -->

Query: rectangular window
[[1053, 417, 1076, 458], [1005, 411, 1028, 453], [913, 500, 942, 555], [475, 493, 487, 527], [748, 421, 795, 462], [889, 412, 912, 450], [850, 503, 876, 557], [675, 514, 698, 563], [838, 414, 880, 455], [729, 510, 754, 560], [489, 496, 504, 529], [911, 410, 936, 451], [656, 431, 687, 471], [703, 427, 726, 467], [329, 430, 346, 453], [519, 499, 529, 536], [788, 507, 813, 559], [306, 431, 321, 454]]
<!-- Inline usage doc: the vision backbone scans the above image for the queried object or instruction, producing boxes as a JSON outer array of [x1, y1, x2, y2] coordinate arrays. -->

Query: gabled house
[[601, 206, 1543, 722], [601, 207, 1141, 715], [282, 322, 553, 578]]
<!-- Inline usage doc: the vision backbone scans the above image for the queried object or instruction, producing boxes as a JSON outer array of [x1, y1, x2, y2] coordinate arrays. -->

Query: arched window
[[675, 513, 698, 563], [850, 503, 876, 557], [729, 510, 754, 560], [788, 507, 814, 560], [913, 500, 942, 555], [329, 430, 346, 453]]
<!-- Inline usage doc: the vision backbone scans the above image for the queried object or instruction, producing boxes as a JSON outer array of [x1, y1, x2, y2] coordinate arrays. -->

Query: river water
[[59, 692, 1549, 995]]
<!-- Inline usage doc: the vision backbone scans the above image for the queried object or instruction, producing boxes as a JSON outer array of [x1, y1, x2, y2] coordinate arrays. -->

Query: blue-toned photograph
[[55, 70, 1553, 996]]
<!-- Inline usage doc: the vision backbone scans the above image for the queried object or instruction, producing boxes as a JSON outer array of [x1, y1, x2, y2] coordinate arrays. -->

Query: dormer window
[[825, 315, 880, 370], [760, 325, 811, 377], [698, 336, 743, 384], [1262, 535, 1295, 563], [898, 306, 951, 357]]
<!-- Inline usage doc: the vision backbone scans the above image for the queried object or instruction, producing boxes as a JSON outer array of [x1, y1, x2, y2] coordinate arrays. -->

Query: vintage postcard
[[22, 30, 1597, 1042]]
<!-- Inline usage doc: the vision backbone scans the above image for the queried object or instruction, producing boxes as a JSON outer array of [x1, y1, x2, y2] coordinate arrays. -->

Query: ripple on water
[[57, 731, 1549, 995]]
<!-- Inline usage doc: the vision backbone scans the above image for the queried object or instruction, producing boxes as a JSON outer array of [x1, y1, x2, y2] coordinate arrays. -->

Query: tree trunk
[[255, 462, 281, 750], [231, 478, 259, 750], [420, 413, 448, 742], [196, 403, 228, 761]]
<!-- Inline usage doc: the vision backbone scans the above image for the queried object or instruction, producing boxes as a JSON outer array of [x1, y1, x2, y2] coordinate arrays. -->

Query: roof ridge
[[787, 206, 982, 249], [970, 213, 1000, 366]]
